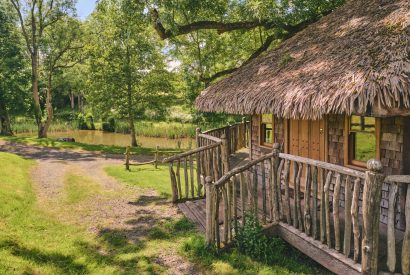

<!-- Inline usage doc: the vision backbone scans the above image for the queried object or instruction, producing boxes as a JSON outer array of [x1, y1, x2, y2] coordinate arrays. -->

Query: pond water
[[19, 130, 193, 149]]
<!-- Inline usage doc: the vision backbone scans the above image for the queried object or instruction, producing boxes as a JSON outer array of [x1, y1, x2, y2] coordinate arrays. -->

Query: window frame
[[259, 114, 274, 148], [344, 115, 381, 169]]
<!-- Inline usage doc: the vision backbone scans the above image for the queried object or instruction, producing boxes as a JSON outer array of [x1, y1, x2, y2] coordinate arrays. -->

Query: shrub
[[77, 114, 88, 130], [235, 212, 284, 264], [85, 113, 95, 130], [102, 117, 116, 132]]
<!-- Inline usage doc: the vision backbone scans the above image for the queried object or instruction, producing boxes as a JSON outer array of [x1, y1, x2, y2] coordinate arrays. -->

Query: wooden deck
[[176, 150, 406, 274]]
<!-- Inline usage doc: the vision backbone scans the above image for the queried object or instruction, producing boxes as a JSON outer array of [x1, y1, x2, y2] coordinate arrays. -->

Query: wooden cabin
[[165, 0, 409, 274], [196, 0, 410, 229]]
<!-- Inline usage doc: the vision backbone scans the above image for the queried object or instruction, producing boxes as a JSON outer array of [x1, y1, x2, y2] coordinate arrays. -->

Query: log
[[169, 162, 178, 203], [387, 183, 398, 273], [240, 172, 246, 226], [333, 173, 341, 252], [296, 163, 304, 231], [272, 144, 281, 223], [253, 167, 258, 216], [222, 185, 229, 244], [312, 166, 318, 240], [293, 162, 300, 228], [195, 128, 202, 197], [278, 159, 284, 220], [215, 188, 221, 248], [176, 160, 182, 200], [184, 158, 189, 199], [233, 176, 238, 236], [261, 160, 267, 224], [402, 184, 410, 275], [320, 168, 326, 243], [351, 177, 361, 263], [304, 165, 312, 236], [189, 155, 195, 198], [284, 159, 291, 224], [324, 170, 332, 248], [343, 176, 352, 257], [361, 160, 384, 275], [205, 176, 214, 245]]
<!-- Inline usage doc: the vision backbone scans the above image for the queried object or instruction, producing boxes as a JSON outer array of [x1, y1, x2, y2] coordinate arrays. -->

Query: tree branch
[[151, 9, 282, 40], [9, 0, 33, 55]]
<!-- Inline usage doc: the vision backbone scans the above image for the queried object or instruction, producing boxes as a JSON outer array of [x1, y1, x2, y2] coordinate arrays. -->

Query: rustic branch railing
[[384, 175, 410, 275], [205, 143, 410, 274], [199, 118, 250, 155], [163, 120, 249, 203]]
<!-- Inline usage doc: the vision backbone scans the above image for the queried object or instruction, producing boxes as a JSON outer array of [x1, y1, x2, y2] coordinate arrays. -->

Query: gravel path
[[0, 141, 200, 274]]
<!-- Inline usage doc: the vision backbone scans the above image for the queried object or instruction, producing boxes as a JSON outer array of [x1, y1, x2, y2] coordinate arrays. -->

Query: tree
[[9, 0, 78, 138], [0, 2, 30, 135], [39, 17, 82, 136], [148, 0, 344, 102], [86, 0, 173, 147]]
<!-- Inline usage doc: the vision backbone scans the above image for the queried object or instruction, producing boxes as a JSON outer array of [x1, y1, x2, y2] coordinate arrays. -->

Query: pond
[[18, 130, 193, 149]]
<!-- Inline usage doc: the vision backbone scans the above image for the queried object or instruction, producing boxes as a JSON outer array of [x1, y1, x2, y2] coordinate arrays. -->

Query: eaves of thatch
[[195, 0, 410, 119]]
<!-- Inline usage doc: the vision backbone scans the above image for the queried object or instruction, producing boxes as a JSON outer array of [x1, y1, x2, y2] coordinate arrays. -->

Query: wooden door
[[289, 119, 325, 161], [288, 119, 326, 190]]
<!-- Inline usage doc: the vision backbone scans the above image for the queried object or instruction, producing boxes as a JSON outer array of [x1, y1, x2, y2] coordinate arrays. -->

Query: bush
[[77, 114, 88, 130], [85, 113, 95, 130], [102, 117, 116, 132], [54, 109, 78, 122], [235, 212, 284, 264]]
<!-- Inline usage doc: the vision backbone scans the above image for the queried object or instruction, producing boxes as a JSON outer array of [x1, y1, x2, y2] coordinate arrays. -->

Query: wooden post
[[154, 145, 159, 169], [169, 162, 178, 203], [195, 128, 202, 197], [242, 117, 247, 148], [402, 184, 410, 275], [125, 146, 130, 171], [361, 160, 384, 275], [221, 134, 230, 174], [205, 176, 214, 246], [272, 143, 281, 224]]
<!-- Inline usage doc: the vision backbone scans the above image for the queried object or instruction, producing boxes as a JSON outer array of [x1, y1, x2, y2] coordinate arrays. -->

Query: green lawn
[[0, 136, 182, 155], [0, 152, 194, 274], [105, 164, 173, 198], [1, 152, 329, 274]]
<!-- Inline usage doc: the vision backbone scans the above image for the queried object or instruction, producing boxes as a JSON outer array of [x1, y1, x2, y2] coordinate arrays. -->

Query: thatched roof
[[195, 0, 410, 119]]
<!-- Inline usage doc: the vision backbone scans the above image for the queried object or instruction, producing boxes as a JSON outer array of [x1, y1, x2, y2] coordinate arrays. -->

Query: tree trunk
[[69, 90, 75, 109], [126, 47, 137, 147], [31, 51, 44, 138], [127, 83, 137, 147], [38, 74, 54, 138], [0, 100, 13, 136]]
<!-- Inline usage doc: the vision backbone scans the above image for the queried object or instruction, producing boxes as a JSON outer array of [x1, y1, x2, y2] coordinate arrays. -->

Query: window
[[260, 114, 273, 146], [346, 115, 380, 167]]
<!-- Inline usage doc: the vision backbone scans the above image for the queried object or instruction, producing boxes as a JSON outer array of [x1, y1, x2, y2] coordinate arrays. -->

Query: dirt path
[[0, 141, 200, 274]]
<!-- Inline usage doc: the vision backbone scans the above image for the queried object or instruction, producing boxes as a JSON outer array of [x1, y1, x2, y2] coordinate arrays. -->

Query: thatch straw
[[195, 0, 410, 119]]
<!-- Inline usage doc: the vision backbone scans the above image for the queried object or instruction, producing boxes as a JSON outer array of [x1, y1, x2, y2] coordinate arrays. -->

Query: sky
[[76, 1, 97, 20]]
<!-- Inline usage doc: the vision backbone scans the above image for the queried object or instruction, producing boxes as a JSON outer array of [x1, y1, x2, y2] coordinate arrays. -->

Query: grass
[[63, 172, 103, 204], [0, 136, 183, 155], [105, 164, 174, 198], [0, 151, 331, 274], [0, 152, 196, 274]]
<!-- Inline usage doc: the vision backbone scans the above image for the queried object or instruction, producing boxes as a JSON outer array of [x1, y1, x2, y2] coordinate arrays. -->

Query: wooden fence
[[205, 143, 410, 274]]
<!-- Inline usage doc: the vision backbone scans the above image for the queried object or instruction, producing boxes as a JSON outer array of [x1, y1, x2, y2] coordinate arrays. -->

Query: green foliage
[[85, 113, 96, 130], [77, 114, 88, 130], [235, 212, 284, 263]]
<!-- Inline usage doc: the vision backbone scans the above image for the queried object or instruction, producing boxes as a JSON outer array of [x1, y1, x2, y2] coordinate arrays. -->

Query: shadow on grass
[[0, 240, 88, 274]]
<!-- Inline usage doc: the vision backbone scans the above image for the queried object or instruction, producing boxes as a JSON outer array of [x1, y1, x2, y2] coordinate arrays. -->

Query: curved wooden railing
[[205, 143, 410, 274], [198, 118, 250, 155], [163, 120, 249, 203]]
